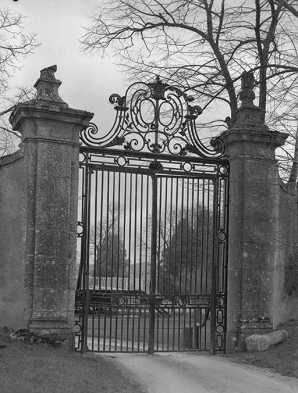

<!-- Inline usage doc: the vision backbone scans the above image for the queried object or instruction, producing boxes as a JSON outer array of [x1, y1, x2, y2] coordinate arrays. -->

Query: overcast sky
[[3, 0, 127, 128]]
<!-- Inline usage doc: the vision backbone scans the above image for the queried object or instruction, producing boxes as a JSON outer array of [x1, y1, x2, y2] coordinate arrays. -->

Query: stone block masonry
[[0, 150, 26, 330], [7, 65, 93, 345], [221, 71, 290, 351]]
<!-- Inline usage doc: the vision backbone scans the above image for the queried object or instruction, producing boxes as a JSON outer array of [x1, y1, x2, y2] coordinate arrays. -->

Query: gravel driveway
[[104, 352, 298, 393]]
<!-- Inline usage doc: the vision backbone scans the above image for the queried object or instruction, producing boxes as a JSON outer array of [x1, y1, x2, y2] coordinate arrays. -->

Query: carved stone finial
[[241, 71, 254, 90], [33, 65, 68, 108], [39, 65, 57, 81], [239, 71, 256, 106], [234, 71, 266, 129]]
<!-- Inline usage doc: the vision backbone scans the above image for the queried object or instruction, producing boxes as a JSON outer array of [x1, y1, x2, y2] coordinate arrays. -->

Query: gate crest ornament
[[80, 76, 225, 158]]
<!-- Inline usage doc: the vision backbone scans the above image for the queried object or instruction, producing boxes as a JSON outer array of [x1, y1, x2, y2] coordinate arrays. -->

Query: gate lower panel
[[75, 303, 213, 352]]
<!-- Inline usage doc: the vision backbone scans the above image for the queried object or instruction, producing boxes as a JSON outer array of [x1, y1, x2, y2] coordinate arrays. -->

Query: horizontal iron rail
[[80, 163, 220, 179], [80, 146, 229, 166]]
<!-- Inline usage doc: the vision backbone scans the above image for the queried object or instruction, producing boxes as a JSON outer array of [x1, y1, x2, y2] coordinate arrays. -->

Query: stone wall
[[0, 149, 27, 330], [277, 182, 298, 324]]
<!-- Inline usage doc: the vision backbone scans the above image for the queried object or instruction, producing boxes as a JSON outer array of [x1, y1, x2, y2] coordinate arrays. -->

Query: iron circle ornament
[[216, 294, 225, 307], [74, 320, 82, 335], [217, 229, 227, 243], [114, 295, 127, 306], [79, 152, 86, 165], [216, 324, 224, 335], [115, 155, 128, 167], [77, 222, 84, 238], [177, 296, 188, 307], [79, 76, 226, 159], [219, 164, 229, 176], [181, 162, 193, 172]]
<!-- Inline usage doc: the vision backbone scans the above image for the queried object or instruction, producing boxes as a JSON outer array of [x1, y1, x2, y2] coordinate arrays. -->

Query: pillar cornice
[[9, 102, 93, 132], [221, 128, 288, 160], [222, 128, 288, 147]]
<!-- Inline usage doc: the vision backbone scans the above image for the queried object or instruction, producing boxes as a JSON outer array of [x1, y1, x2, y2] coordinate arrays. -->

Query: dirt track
[[105, 352, 298, 393]]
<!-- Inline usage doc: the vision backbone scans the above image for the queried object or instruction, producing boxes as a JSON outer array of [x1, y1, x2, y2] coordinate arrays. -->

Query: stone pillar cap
[[31, 64, 68, 109], [233, 71, 266, 130], [9, 65, 94, 130]]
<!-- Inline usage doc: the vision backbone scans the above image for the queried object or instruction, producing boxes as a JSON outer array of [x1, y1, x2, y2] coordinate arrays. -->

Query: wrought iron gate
[[75, 77, 229, 354]]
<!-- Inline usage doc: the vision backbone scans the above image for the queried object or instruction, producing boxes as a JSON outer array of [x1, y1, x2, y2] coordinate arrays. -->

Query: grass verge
[[0, 329, 146, 393], [222, 320, 298, 379], [1, 320, 297, 392]]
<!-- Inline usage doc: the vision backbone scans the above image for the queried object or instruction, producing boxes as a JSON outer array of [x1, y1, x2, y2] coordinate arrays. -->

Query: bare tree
[[89, 204, 129, 282], [275, 0, 298, 18], [81, 0, 298, 173], [0, 8, 39, 156]]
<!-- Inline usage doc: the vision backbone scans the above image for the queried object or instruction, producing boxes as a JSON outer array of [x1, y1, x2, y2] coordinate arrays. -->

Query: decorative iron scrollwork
[[109, 94, 127, 110], [80, 76, 225, 158]]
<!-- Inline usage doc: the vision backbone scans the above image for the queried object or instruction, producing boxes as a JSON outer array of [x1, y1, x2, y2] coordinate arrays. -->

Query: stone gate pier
[[221, 72, 291, 350], [6, 66, 93, 343]]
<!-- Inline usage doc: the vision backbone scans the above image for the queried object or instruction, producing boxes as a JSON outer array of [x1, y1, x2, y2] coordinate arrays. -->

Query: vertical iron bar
[[111, 171, 116, 289], [144, 175, 150, 352], [190, 177, 195, 296], [114, 172, 121, 352], [168, 177, 173, 352], [90, 171, 99, 351], [127, 173, 133, 351], [99, 170, 105, 351], [138, 174, 144, 351], [105, 172, 110, 293], [156, 177, 163, 351], [178, 178, 185, 350], [224, 170, 229, 353], [121, 172, 128, 352], [148, 173, 158, 354], [199, 179, 205, 294], [173, 178, 179, 351], [162, 177, 168, 351], [93, 171, 98, 292], [210, 177, 219, 355], [131, 173, 138, 351], [76, 163, 85, 351], [205, 180, 211, 350], [185, 177, 189, 295], [133, 174, 138, 292], [179, 178, 184, 296], [110, 171, 116, 351], [82, 161, 92, 354]]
